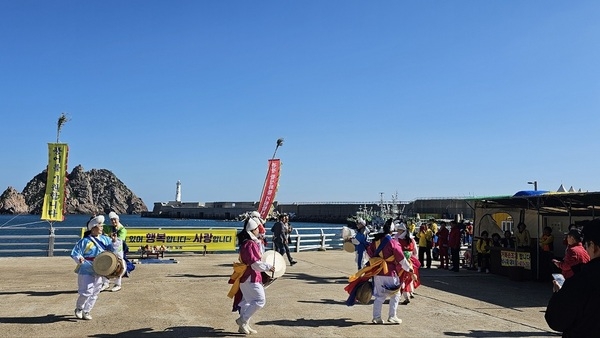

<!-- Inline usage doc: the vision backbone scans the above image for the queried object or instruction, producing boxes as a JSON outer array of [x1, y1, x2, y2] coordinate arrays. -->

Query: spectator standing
[[475, 231, 491, 273], [464, 221, 473, 246], [540, 226, 554, 253], [491, 233, 502, 247], [545, 219, 600, 337], [417, 224, 433, 269], [437, 222, 450, 269], [552, 229, 590, 279], [515, 222, 531, 249], [448, 221, 462, 272], [500, 230, 515, 249]]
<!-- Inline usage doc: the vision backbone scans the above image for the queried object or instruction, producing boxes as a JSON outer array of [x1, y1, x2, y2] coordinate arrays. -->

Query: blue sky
[[2, 1, 600, 208]]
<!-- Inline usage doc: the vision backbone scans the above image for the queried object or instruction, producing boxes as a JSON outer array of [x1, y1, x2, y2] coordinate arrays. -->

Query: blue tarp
[[512, 190, 550, 197]]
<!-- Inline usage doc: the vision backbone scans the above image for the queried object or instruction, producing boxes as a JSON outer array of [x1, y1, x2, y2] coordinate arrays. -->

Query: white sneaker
[[238, 323, 250, 334], [100, 283, 110, 292], [111, 285, 122, 292], [74, 308, 83, 319], [372, 317, 384, 324], [82, 312, 92, 320], [388, 316, 402, 324], [236, 318, 257, 334]]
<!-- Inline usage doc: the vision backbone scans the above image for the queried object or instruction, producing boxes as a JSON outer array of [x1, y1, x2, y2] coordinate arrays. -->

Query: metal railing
[[0, 226, 81, 256], [0, 226, 346, 257]]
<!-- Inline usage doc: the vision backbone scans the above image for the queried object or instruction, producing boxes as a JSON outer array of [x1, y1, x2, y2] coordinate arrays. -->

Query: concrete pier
[[0, 251, 558, 337]]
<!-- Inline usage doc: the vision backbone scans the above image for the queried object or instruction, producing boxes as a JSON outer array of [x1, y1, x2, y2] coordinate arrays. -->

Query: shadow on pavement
[[0, 290, 77, 296], [444, 329, 560, 337], [0, 314, 76, 324]]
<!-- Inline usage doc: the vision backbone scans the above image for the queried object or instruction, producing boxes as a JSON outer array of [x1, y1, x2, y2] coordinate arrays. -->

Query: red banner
[[257, 159, 281, 219]]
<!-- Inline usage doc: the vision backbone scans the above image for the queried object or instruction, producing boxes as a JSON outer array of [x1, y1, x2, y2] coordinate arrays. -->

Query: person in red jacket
[[553, 228, 590, 279], [448, 221, 462, 272], [437, 222, 450, 269]]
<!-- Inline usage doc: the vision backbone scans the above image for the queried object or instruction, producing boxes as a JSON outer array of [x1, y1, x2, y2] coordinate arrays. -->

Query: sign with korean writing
[[500, 250, 531, 270], [257, 159, 281, 219], [124, 228, 237, 251], [516, 251, 531, 270], [500, 250, 516, 267], [41, 143, 69, 222]]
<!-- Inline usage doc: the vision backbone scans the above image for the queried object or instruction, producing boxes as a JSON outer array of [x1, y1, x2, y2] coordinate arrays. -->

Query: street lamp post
[[527, 181, 538, 191]]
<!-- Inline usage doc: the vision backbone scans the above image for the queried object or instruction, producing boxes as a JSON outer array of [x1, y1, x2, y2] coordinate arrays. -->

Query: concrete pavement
[[0, 251, 559, 337]]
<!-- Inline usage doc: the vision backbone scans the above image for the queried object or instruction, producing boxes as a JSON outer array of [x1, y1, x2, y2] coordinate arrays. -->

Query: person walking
[[545, 219, 600, 336], [70, 215, 118, 320], [271, 214, 297, 266], [227, 217, 275, 335]]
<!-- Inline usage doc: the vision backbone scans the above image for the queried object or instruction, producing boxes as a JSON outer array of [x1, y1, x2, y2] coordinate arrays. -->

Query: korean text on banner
[[79, 228, 238, 252], [258, 159, 281, 219], [41, 143, 69, 222]]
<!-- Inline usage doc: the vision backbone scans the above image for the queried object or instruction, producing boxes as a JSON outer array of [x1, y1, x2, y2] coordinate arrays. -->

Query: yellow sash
[[227, 257, 248, 299], [348, 239, 395, 283]]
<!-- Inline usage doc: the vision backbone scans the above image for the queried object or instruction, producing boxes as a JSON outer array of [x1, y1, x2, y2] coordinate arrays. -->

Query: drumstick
[[271, 250, 276, 279]]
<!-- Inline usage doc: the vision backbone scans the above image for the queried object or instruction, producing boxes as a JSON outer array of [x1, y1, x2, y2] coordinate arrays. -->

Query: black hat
[[568, 228, 583, 243]]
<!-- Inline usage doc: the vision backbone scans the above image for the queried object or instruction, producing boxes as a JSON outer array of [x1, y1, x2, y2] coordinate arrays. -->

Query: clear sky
[[2, 1, 599, 208]]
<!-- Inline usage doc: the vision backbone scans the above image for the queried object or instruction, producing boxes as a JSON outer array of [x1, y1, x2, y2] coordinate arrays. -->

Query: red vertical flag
[[257, 159, 281, 220]]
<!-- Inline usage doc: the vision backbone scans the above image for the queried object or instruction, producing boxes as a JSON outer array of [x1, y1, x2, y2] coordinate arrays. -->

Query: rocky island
[[0, 165, 147, 215]]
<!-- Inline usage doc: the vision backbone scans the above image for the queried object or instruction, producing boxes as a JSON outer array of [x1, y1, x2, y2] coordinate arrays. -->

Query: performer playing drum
[[227, 216, 275, 335], [260, 250, 286, 287], [70, 215, 119, 321]]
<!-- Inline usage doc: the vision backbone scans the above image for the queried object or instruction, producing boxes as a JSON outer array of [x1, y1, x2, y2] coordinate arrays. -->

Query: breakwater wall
[[142, 198, 475, 222]]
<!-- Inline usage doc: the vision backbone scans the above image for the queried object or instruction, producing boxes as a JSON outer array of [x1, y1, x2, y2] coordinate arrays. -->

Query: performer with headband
[[345, 218, 415, 324], [395, 221, 421, 305], [228, 216, 275, 335], [70, 215, 118, 320]]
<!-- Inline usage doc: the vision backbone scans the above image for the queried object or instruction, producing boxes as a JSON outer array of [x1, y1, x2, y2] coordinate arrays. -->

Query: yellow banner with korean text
[[124, 228, 237, 252], [41, 143, 69, 222]]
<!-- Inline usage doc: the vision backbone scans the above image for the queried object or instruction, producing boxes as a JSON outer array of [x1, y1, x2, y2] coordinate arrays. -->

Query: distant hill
[[0, 165, 148, 215]]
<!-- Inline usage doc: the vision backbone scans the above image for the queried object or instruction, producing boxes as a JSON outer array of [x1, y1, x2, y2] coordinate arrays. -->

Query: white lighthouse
[[175, 180, 182, 203]]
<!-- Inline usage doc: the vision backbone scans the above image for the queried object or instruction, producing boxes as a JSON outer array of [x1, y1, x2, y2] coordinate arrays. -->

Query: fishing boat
[[346, 192, 404, 230]]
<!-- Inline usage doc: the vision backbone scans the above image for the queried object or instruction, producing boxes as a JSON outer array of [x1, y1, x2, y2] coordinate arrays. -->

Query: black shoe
[[290, 261, 297, 266], [400, 299, 410, 305], [410, 295, 415, 299]]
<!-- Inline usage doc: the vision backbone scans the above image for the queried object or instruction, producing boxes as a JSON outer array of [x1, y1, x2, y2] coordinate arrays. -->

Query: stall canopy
[[471, 191, 600, 238]]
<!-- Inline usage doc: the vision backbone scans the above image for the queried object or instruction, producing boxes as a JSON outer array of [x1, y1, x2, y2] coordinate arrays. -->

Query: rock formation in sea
[[0, 165, 148, 215]]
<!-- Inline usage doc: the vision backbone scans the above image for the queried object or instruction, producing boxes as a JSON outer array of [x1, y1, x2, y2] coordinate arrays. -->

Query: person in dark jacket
[[545, 219, 600, 337]]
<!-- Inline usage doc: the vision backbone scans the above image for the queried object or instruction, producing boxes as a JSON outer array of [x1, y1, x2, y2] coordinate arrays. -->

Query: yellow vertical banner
[[41, 143, 69, 222]]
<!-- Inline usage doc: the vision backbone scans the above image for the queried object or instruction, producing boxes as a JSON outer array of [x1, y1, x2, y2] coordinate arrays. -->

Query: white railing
[[285, 227, 344, 252]]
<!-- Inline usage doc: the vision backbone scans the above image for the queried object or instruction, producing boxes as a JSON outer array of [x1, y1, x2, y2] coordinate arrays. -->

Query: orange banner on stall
[[41, 143, 69, 222], [257, 159, 281, 219]]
